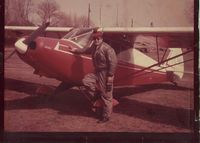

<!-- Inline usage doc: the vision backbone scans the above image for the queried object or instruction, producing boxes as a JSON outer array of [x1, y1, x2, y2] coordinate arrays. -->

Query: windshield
[[62, 28, 94, 48]]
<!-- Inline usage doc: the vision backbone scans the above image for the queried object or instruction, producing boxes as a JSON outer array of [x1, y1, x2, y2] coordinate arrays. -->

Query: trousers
[[82, 71, 113, 118]]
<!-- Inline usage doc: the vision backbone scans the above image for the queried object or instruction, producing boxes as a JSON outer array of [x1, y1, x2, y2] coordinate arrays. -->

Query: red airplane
[[5, 22, 194, 107]]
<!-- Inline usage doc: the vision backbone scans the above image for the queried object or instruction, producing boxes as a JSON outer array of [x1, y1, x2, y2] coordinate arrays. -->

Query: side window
[[70, 30, 93, 48], [117, 48, 133, 63]]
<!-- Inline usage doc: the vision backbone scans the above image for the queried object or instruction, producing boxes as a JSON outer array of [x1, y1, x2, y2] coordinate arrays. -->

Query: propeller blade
[[23, 22, 50, 45], [5, 50, 16, 61]]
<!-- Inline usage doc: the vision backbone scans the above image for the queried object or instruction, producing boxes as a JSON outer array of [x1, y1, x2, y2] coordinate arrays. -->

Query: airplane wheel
[[54, 82, 73, 95], [36, 85, 54, 96]]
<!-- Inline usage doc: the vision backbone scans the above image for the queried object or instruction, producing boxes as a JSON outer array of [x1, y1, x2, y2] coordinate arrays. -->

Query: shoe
[[97, 117, 109, 123]]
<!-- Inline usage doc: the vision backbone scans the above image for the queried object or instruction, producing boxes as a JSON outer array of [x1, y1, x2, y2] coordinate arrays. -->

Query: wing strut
[[126, 49, 193, 77], [134, 58, 193, 78], [156, 36, 160, 63]]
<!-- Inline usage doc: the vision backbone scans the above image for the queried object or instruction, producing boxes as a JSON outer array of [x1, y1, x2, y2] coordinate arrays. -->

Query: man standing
[[70, 32, 117, 123]]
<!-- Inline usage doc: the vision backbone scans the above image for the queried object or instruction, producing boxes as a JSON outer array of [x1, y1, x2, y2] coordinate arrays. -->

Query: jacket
[[74, 42, 117, 76]]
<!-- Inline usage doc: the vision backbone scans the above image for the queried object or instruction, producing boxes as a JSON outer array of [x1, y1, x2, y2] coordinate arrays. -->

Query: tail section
[[162, 48, 184, 79]]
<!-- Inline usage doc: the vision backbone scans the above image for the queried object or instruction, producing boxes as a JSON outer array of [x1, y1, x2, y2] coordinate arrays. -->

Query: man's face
[[94, 37, 103, 46]]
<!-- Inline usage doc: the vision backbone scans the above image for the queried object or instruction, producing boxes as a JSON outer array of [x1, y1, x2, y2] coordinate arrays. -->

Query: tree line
[[5, 0, 94, 27]]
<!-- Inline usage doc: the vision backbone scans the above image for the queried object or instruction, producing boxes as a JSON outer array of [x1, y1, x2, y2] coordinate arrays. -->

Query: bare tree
[[72, 13, 79, 27], [71, 13, 95, 27], [24, 0, 32, 21], [185, 0, 194, 25], [55, 12, 73, 27], [36, 0, 61, 26], [78, 15, 95, 27], [5, 0, 11, 24], [78, 16, 90, 27], [6, 0, 95, 27], [5, 0, 34, 25]]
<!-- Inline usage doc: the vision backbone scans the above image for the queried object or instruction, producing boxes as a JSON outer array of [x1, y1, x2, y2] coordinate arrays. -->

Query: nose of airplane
[[14, 22, 50, 54], [14, 37, 28, 54]]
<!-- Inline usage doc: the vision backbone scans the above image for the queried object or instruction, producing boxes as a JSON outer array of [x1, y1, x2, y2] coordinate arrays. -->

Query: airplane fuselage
[[17, 37, 169, 87]]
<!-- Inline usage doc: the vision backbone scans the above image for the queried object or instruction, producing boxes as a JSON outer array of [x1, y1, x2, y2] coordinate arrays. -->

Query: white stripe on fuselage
[[54, 41, 91, 60], [60, 39, 84, 49], [53, 41, 165, 74]]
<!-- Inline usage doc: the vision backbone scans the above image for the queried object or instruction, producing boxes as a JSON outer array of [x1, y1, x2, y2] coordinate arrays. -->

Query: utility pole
[[87, 3, 91, 27], [131, 18, 134, 27], [116, 3, 119, 27], [150, 22, 154, 27], [99, 4, 102, 26]]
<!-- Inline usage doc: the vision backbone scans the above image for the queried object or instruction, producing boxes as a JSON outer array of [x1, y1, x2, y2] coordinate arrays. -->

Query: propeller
[[23, 22, 50, 45], [5, 22, 50, 61], [5, 50, 16, 61]]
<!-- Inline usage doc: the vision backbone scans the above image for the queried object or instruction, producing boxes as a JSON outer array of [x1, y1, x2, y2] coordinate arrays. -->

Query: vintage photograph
[[4, 0, 197, 141]]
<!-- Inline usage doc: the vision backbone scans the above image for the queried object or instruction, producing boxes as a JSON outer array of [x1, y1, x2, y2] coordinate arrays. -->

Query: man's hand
[[107, 76, 114, 83], [106, 76, 114, 92], [68, 47, 77, 53]]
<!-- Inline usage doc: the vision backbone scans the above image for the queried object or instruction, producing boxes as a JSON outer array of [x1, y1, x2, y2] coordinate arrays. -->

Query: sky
[[33, 0, 194, 27], [53, 0, 194, 27]]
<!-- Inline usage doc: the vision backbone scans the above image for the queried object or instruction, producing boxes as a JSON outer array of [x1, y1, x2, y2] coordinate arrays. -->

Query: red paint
[[18, 37, 169, 86]]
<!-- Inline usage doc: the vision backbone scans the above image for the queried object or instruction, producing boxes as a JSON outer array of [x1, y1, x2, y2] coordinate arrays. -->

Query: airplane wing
[[5, 25, 194, 57], [5, 26, 193, 35], [5, 25, 193, 40], [5, 26, 73, 32], [98, 27, 193, 46], [5, 25, 73, 40], [5, 25, 194, 54], [89, 27, 194, 57], [98, 27, 193, 34], [5, 25, 194, 76], [97, 27, 194, 79]]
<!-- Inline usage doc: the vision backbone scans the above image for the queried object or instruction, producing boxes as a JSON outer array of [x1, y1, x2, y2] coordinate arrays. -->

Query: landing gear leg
[[167, 71, 178, 87], [53, 82, 73, 95], [43, 82, 73, 102]]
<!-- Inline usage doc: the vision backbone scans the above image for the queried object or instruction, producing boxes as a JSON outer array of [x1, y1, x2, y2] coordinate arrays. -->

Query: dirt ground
[[4, 47, 194, 132]]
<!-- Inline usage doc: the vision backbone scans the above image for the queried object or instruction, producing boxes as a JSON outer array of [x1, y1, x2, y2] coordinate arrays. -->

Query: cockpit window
[[62, 28, 94, 48]]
